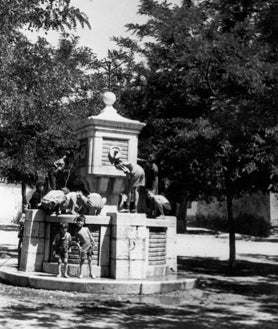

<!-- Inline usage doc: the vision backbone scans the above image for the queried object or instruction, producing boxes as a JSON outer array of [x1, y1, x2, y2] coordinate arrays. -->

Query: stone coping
[[45, 213, 176, 228], [0, 263, 197, 295], [45, 214, 111, 225]]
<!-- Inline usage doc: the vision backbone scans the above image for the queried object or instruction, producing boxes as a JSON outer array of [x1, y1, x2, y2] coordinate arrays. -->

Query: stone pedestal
[[19, 209, 46, 272], [75, 92, 145, 210], [109, 213, 148, 279]]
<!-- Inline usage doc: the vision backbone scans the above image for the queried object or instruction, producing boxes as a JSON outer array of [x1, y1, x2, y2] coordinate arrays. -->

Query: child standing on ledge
[[52, 222, 72, 278], [74, 215, 96, 279]]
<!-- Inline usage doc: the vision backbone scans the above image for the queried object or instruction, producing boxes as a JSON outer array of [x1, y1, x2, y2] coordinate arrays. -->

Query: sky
[[25, 0, 182, 60]]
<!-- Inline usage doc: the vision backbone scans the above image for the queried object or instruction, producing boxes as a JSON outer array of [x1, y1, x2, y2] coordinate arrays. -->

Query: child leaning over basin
[[52, 222, 72, 278], [74, 215, 96, 279]]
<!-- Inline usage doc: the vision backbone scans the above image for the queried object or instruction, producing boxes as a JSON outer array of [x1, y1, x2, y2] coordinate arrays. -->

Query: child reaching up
[[74, 215, 96, 279], [52, 222, 72, 278]]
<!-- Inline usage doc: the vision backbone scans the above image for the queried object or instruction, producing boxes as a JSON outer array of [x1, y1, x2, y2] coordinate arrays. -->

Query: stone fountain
[[0, 92, 196, 294]]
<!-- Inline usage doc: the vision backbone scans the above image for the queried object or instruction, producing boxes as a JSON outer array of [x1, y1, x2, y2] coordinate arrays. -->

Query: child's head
[[147, 190, 155, 200], [59, 222, 69, 234], [75, 215, 86, 228], [36, 181, 44, 192]]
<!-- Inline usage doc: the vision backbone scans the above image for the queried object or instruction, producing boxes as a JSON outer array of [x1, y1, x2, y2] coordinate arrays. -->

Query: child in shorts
[[52, 222, 72, 278], [75, 215, 96, 279]]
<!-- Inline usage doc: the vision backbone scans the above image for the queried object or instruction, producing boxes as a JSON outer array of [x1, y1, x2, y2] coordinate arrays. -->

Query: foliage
[[114, 0, 278, 199], [0, 1, 98, 186], [113, 0, 278, 266]]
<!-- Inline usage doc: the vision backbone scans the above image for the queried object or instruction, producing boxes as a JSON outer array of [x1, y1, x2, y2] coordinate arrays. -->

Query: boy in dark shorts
[[52, 222, 72, 278], [75, 215, 96, 279]]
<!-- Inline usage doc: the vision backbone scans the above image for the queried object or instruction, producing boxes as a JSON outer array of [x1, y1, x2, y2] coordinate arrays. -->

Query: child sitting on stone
[[52, 222, 72, 278], [74, 215, 96, 279]]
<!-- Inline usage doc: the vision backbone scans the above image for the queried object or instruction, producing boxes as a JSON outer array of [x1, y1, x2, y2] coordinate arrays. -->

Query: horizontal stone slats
[[148, 227, 167, 265], [102, 138, 128, 165]]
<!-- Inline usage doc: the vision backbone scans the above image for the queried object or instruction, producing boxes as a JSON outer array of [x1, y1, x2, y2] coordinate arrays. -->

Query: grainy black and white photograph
[[0, 0, 278, 328]]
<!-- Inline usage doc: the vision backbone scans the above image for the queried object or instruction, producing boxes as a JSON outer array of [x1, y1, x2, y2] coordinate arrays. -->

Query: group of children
[[109, 148, 171, 217], [52, 215, 96, 279]]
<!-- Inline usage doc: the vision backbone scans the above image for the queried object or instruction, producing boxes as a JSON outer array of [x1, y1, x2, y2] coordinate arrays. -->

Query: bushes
[[234, 214, 271, 237], [194, 213, 271, 237]]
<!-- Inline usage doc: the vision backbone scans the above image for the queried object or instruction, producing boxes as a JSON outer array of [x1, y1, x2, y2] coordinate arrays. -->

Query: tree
[[0, 1, 99, 211], [114, 0, 278, 269]]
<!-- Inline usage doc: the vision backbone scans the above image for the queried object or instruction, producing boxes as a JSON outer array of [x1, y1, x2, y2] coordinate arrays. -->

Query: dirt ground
[[1, 228, 278, 329]]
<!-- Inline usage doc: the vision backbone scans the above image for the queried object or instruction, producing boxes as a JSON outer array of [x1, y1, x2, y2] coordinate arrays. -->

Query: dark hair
[[75, 215, 86, 223], [60, 222, 69, 229]]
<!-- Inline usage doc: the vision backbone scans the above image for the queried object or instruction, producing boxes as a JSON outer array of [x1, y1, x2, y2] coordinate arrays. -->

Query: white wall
[[0, 182, 34, 224]]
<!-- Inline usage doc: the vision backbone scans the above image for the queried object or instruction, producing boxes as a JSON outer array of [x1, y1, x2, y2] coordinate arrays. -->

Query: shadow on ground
[[1, 237, 278, 328], [0, 296, 278, 329], [179, 256, 278, 295]]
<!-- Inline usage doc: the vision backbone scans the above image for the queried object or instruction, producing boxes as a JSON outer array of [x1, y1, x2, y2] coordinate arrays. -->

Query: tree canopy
[[113, 0, 278, 267], [0, 1, 97, 187]]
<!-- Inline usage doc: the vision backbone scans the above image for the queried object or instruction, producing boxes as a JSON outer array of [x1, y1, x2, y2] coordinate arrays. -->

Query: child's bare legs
[[88, 255, 96, 279], [64, 261, 69, 278], [57, 257, 62, 277], [79, 258, 85, 278], [133, 187, 139, 213]]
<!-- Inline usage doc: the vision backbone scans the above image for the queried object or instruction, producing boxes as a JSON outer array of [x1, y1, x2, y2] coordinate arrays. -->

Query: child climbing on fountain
[[74, 215, 96, 279], [108, 147, 145, 213], [52, 222, 72, 278]]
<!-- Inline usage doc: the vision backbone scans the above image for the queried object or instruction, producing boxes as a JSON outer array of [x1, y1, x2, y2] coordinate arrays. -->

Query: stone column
[[109, 212, 148, 279], [166, 216, 178, 271], [19, 209, 46, 272]]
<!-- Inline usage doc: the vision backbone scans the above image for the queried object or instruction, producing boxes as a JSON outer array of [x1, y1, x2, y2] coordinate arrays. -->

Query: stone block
[[111, 259, 146, 279], [19, 250, 29, 271], [137, 226, 148, 239], [44, 238, 50, 262], [110, 238, 146, 260], [167, 226, 176, 239], [167, 258, 177, 271], [27, 238, 45, 255], [110, 239, 129, 259], [109, 213, 147, 226], [34, 253, 45, 271], [129, 239, 146, 260], [112, 225, 136, 239], [26, 209, 45, 222], [129, 260, 146, 279], [30, 222, 40, 238], [99, 226, 110, 267], [147, 265, 168, 277], [38, 222, 45, 238]]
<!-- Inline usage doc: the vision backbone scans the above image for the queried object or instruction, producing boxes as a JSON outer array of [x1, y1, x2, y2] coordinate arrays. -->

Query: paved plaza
[[1, 228, 278, 329]]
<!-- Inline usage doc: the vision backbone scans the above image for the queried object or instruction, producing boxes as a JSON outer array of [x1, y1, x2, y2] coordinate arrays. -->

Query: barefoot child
[[52, 222, 72, 278], [74, 215, 96, 279]]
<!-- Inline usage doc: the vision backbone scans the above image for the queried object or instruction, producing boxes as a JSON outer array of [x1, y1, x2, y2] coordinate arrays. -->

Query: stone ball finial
[[102, 91, 116, 106]]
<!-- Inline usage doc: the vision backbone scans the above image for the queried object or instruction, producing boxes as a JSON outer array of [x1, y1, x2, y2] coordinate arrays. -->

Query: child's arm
[[68, 233, 72, 253], [74, 233, 82, 250], [87, 228, 96, 247]]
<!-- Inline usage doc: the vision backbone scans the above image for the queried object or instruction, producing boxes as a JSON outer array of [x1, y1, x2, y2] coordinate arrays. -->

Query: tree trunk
[[21, 181, 27, 213], [226, 191, 236, 271], [224, 171, 236, 271], [176, 194, 188, 233]]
